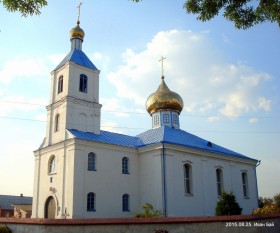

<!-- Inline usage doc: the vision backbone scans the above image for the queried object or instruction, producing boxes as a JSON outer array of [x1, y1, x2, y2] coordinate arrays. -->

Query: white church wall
[[68, 64, 100, 103], [163, 145, 258, 217], [138, 146, 163, 211], [71, 140, 140, 218], [32, 142, 67, 218]]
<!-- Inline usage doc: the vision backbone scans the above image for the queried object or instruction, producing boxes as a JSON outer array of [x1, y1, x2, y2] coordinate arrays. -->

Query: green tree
[[273, 193, 280, 208], [134, 202, 163, 218], [258, 196, 273, 208], [133, 0, 280, 29], [0, 225, 12, 233], [215, 191, 242, 216], [1, 0, 47, 16]]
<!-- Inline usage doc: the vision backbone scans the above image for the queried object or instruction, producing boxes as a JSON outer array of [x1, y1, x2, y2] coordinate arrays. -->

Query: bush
[[273, 193, 280, 208], [0, 225, 12, 233], [254, 193, 280, 215], [258, 197, 273, 208], [134, 203, 163, 218], [253, 204, 280, 215], [215, 191, 242, 216]]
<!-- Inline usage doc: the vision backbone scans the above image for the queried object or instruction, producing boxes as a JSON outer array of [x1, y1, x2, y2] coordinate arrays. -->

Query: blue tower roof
[[54, 49, 98, 71]]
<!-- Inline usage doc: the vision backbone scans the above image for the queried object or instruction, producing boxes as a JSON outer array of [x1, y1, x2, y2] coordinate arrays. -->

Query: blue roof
[[68, 126, 256, 160], [55, 49, 97, 71], [68, 129, 139, 148]]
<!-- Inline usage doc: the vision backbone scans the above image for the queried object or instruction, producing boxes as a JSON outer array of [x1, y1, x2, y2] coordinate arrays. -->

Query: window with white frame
[[87, 192, 96, 211], [122, 194, 130, 212], [153, 115, 159, 125], [49, 156, 56, 174], [173, 114, 178, 124], [88, 152, 96, 171], [163, 114, 170, 123], [216, 168, 223, 197], [122, 157, 129, 174], [184, 163, 192, 195], [242, 172, 249, 198]]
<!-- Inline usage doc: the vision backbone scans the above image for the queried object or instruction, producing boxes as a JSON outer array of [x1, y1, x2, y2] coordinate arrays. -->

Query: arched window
[[79, 74, 87, 93], [242, 172, 249, 198], [184, 164, 192, 195], [58, 75, 63, 94], [54, 114, 60, 132], [88, 152, 96, 171], [122, 194, 130, 212], [87, 192, 96, 211], [216, 169, 223, 196], [122, 157, 129, 174], [49, 156, 56, 174]]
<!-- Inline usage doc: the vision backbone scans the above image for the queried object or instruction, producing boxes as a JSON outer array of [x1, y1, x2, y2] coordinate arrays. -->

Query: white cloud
[[0, 57, 47, 83], [208, 116, 220, 122], [107, 30, 273, 119], [249, 118, 258, 124], [101, 120, 124, 134], [47, 54, 65, 65], [258, 97, 271, 111], [0, 96, 47, 117]]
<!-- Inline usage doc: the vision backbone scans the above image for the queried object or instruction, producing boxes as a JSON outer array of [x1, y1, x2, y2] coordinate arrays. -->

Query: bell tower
[[45, 17, 102, 146]]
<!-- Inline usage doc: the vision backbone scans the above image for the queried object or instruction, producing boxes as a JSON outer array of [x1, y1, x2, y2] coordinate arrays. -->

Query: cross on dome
[[77, 2, 83, 24], [159, 56, 166, 78]]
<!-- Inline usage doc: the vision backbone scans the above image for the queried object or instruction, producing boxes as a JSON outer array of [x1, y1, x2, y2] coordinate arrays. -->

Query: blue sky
[[0, 0, 279, 198]]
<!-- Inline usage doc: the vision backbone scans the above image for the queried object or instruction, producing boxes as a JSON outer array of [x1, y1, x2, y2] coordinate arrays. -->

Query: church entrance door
[[45, 196, 56, 219]]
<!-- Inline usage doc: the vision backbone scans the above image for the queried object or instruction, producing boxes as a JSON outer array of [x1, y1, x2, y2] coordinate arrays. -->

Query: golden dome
[[70, 21, 85, 41], [146, 76, 184, 115]]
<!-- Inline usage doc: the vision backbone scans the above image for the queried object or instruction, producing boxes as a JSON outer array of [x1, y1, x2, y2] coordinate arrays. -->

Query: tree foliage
[[0, 225, 12, 233], [134, 202, 163, 218], [133, 0, 280, 29], [1, 0, 47, 17], [215, 191, 242, 216], [254, 193, 280, 214]]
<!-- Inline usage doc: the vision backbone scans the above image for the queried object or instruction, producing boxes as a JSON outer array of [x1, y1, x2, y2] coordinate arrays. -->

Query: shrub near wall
[[0, 225, 11, 233]]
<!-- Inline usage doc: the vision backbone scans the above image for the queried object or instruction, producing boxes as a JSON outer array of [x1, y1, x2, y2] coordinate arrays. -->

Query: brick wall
[[0, 214, 279, 233]]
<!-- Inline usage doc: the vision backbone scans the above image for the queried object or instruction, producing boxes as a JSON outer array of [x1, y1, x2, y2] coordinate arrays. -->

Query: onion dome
[[70, 20, 85, 41], [146, 76, 184, 115]]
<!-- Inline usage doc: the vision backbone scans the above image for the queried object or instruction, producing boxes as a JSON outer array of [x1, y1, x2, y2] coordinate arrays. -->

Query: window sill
[[185, 193, 193, 197], [49, 172, 57, 175], [87, 210, 96, 212], [122, 210, 130, 212], [122, 173, 130, 175], [88, 169, 97, 171], [244, 196, 250, 199]]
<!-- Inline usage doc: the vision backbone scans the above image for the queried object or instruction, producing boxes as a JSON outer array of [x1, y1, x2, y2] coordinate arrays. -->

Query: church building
[[32, 19, 259, 219]]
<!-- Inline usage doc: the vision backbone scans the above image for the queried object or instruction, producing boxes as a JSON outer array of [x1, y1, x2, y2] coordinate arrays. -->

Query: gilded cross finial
[[77, 2, 83, 23], [159, 56, 166, 79]]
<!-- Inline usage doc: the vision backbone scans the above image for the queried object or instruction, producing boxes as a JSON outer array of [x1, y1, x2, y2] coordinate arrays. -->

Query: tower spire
[[70, 2, 85, 50]]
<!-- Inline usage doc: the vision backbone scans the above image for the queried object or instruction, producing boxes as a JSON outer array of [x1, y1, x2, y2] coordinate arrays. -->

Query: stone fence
[[0, 214, 279, 233]]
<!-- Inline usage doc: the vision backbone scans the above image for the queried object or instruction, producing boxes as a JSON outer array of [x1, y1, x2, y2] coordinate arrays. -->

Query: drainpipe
[[255, 160, 261, 207], [161, 142, 167, 217]]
